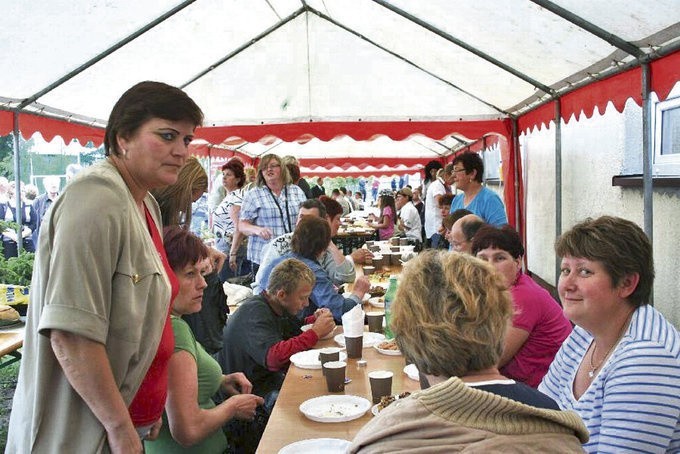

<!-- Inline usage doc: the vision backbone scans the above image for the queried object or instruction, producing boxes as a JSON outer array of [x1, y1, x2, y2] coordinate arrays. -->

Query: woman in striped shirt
[[539, 215, 680, 453]]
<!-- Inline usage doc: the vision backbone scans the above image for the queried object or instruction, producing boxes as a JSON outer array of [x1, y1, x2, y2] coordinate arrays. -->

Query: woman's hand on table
[[352, 276, 371, 297], [311, 311, 335, 338], [222, 372, 253, 396]]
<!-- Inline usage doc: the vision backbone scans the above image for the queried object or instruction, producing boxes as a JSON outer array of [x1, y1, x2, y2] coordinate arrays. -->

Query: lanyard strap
[[265, 185, 292, 233]]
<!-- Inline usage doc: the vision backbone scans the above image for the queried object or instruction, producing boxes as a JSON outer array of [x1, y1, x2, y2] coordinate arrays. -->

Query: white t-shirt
[[424, 178, 446, 238]]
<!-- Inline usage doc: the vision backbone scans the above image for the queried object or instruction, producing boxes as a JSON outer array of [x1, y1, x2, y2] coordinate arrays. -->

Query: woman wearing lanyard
[[239, 154, 307, 273]]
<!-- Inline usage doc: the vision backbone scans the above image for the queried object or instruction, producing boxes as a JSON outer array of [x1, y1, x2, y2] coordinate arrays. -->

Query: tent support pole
[[554, 99, 562, 287], [511, 119, 520, 234], [12, 111, 23, 255], [641, 63, 654, 305]]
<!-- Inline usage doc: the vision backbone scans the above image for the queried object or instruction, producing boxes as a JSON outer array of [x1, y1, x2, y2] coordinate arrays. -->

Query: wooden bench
[[0, 330, 24, 369]]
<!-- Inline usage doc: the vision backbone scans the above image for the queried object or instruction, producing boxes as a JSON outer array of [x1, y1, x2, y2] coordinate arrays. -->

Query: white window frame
[[653, 95, 680, 176]]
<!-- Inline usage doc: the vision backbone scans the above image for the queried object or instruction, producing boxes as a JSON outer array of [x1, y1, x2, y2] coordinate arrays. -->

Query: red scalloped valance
[[194, 119, 512, 144], [518, 49, 680, 134], [0, 110, 105, 145]]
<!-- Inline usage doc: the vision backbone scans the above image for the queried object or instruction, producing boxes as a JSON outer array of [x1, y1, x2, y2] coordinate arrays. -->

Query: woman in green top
[[146, 226, 263, 453]]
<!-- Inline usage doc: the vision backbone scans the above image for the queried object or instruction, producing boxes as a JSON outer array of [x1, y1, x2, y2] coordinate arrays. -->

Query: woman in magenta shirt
[[472, 225, 572, 387]]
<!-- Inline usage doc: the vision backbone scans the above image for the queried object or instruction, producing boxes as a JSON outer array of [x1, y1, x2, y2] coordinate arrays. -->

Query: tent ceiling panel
[[37, 0, 288, 121], [552, 0, 680, 41], [306, 0, 539, 111], [305, 14, 504, 119], [0, 0, 174, 99]]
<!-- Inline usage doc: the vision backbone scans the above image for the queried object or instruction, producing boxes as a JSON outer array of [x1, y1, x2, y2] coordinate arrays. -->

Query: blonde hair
[[392, 250, 512, 378], [256, 154, 292, 187], [152, 156, 208, 227], [267, 258, 315, 295]]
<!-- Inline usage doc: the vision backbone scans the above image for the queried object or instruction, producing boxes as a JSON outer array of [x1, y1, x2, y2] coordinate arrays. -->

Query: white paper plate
[[404, 364, 420, 381], [299, 395, 371, 423], [301, 324, 337, 340], [290, 349, 347, 369], [334, 332, 385, 348], [368, 296, 385, 308], [278, 438, 351, 454], [374, 341, 401, 356]]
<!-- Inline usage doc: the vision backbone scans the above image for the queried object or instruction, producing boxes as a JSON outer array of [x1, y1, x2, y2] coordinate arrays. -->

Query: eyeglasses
[[264, 163, 281, 171], [451, 167, 466, 174]]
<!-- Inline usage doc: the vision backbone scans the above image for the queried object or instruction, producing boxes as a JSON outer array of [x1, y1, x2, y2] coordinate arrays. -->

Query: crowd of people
[[6, 81, 680, 454]]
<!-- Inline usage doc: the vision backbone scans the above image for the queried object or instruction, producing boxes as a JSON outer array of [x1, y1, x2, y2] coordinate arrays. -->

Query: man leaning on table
[[218, 258, 334, 399]]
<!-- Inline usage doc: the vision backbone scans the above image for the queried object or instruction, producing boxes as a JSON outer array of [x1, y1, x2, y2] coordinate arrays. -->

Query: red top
[[128, 207, 179, 426]]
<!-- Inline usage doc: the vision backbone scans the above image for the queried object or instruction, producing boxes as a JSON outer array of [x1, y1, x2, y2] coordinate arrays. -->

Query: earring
[[122, 149, 128, 158]]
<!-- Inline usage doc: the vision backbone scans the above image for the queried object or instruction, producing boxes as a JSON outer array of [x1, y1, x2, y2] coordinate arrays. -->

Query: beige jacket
[[7, 161, 171, 453], [349, 377, 588, 453]]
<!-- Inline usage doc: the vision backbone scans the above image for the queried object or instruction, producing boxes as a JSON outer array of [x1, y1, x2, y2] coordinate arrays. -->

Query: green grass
[[0, 361, 20, 451]]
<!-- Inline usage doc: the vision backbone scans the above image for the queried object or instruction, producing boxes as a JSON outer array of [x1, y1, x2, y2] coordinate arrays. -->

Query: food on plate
[[377, 339, 398, 351], [312, 402, 362, 418], [0, 304, 20, 321], [369, 286, 385, 297], [376, 392, 411, 412]]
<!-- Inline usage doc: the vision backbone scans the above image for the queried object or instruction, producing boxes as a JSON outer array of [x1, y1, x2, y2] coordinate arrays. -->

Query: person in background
[[218, 258, 335, 450], [539, 216, 680, 452], [153, 157, 228, 357], [472, 225, 572, 388], [32, 175, 61, 244], [258, 216, 370, 323], [358, 177, 366, 201], [368, 190, 396, 241], [145, 226, 263, 453], [243, 167, 257, 192], [332, 188, 351, 216], [340, 186, 356, 211], [207, 170, 226, 212], [421, 160, 443, 201], [239, 154, 307, 273], [448, 213, 485, 254], [1, 182, 37, 257], [65, 163, 83, 183], [349, 251, 588, 452], [310, 176, 325, 198], [394, 187, 421, 244], [424, 164, 448, 248], [282, 155, 311, 199], [449, 152, 507, 227], [23, 183, 39, 204], [152, 156, 208, 228], [353, 191, 365, 210], [8, 81, 203, 452], [212, 158, 250, 282], [370, 177, 380, 203]]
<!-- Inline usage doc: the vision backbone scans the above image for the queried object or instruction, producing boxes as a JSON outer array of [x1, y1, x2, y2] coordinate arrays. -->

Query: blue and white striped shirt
[[539, 305, 680, 453]]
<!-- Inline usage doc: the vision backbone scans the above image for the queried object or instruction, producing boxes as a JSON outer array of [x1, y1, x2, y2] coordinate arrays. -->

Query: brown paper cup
[[324, 361, 347, 392], [318, 347, 341, 375], [399, 237, 409, 246], [362, 265, 375, 276], [372, 256, 384, 268], [345, 335, 363, 358], [366, 312, 384, 333], [390, 237, 400, 246], [369, 370, 393, 404]]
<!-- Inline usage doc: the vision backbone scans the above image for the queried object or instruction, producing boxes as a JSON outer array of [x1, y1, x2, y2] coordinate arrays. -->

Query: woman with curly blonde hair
[[349, 251, 588, 453]]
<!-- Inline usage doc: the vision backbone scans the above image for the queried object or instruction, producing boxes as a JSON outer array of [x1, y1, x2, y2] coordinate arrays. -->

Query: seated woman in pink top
[[369, 190, 396, 240], [472, 225, 572, 387]]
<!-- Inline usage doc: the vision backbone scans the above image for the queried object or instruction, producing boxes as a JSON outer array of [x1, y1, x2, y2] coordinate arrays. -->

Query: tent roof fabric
[[1, 0, 679, 161]]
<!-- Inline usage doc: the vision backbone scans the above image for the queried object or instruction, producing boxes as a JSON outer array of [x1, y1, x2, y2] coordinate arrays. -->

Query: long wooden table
[[0, 323, 25, 369], [257, 327, 419, 453]]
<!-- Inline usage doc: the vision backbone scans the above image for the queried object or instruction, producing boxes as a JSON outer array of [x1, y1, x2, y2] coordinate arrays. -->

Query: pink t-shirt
[[501, 272, 572, 388], [377, 206, 395, 240]]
